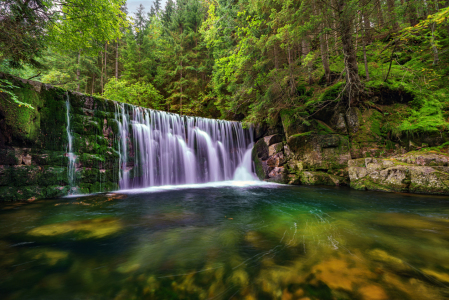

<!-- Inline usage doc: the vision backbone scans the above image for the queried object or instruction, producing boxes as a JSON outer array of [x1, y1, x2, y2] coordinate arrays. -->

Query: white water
[[65, 100, 257, 192], [65, 94, 76, 194], [113, 103, 257, 189]]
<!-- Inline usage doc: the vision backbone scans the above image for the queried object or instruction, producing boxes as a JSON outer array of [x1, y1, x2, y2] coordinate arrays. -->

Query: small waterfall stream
[[65, 93, 77, 194], [113, 103, 256, 189]]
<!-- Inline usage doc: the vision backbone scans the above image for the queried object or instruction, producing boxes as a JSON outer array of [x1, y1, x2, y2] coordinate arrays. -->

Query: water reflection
[[0, 185, 449, 299]]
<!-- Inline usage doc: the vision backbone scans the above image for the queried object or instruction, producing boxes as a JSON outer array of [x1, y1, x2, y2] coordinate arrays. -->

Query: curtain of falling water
[[114, 102, 254, 189]]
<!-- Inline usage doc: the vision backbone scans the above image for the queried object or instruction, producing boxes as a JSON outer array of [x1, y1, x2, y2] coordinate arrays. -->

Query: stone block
[[39, 167, 68, 186], [11, 165, 41, 186], [31, 150, 67, 166]]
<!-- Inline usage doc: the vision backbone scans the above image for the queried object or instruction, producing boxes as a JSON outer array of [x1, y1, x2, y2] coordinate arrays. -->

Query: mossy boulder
[[299, 171, 348, 186], [348, 153, 449, 194], [287, 134, 351, 171]]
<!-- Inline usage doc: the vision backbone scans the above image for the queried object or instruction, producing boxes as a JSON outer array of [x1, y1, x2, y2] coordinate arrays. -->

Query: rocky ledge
[[349, 153, 449, 195], [252, 103, 449, 195]]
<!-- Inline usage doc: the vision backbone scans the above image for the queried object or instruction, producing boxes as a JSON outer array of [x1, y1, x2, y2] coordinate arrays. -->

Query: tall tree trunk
[[100, 51, 104, 94], [331, 0, 339, 55], [104, 43, 108, 86], [76, 51, 81, 92], [363, 0, 372, 44], [362, 27, 370, 81], [302, 40, 313, 84], [115, 39, 119, 79], [319, 29, 331, 84], [337, 0, 363, 105], [405, 0, 419, 26], [91, 73, 95, 95], [387, 0, 399, 30], [274, 44, 279, 70], [431, 23, 440, 65], [376, 0, 385, 28], [287, 45, 297, 94]]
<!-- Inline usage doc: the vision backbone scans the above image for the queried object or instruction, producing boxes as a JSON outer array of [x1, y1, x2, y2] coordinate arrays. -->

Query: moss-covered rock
[[45, 186, 71, 198], [0, 185, 44, 201], [266, 167, 288, 183], [348, 153, 449, 194], [0, 148, 21, 165], [31, 150, 67, 166], [299, 171, 348, 186], [287, 134, 351, 171], [27, 217, 123, 240], [39, 167, 68, 186], [11, 165, 41, 186]]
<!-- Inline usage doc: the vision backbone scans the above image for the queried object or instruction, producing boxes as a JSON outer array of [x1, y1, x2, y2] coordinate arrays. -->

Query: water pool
[[1, 184, 449, 299]]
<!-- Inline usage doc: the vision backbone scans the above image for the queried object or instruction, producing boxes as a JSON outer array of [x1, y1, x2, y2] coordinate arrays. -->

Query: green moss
[[316, 120, 335, 135], [317, 82, 344, 102], [290, 131, 312, 138], [44, 185, 69, 198], [252, 147, 266, 180], [39, 167, 68, 186]]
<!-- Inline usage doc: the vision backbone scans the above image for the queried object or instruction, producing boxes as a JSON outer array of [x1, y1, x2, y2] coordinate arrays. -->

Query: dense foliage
[[1, 0, 449, 135]]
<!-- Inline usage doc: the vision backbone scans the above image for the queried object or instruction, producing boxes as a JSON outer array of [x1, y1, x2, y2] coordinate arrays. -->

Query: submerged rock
[[28, 217, 122, 239]]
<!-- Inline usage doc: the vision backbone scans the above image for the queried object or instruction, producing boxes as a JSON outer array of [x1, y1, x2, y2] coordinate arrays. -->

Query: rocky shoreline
[[252, 106, 449, 195]]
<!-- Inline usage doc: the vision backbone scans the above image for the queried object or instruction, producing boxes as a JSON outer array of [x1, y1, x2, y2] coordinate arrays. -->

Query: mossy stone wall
[[0, 74, 126, 201]]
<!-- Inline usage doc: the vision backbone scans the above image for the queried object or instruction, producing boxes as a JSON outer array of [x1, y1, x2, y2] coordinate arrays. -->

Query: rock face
[[252, 135, 288, 183], [254, 103, 449, 194], [349, 154, 449, 194]]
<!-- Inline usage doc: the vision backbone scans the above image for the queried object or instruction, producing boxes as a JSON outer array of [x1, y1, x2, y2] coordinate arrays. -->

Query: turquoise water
[[1, 184, 449, 299]]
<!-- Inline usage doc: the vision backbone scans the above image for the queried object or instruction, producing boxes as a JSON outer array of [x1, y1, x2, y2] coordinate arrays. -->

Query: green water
[[1, 184, 449, 300]]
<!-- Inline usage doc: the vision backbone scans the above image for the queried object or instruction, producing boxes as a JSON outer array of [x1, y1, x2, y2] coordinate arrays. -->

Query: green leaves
[[49, 0, 129, 55], [103, 78, 163, 110], [0, 79, 34, 109]]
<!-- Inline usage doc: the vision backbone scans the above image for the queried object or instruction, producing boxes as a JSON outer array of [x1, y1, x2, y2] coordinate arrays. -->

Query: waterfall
[[65, 93, 76, 194], [114, 103, 256, 189]]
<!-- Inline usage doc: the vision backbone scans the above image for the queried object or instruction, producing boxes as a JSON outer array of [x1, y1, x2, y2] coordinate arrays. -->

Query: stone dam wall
[[0, 73, 126, 201]]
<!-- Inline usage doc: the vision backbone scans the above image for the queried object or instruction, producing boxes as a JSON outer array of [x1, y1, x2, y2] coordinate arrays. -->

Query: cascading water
[[65, 93, 76, 194], [114, 102, 256, 189]]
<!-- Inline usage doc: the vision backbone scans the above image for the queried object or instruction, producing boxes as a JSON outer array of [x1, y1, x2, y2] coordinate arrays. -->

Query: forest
[[1, 0, 449, 135]]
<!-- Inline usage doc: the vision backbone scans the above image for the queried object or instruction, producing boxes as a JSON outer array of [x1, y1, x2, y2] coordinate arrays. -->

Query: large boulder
[[287, 134, 351, 171]]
